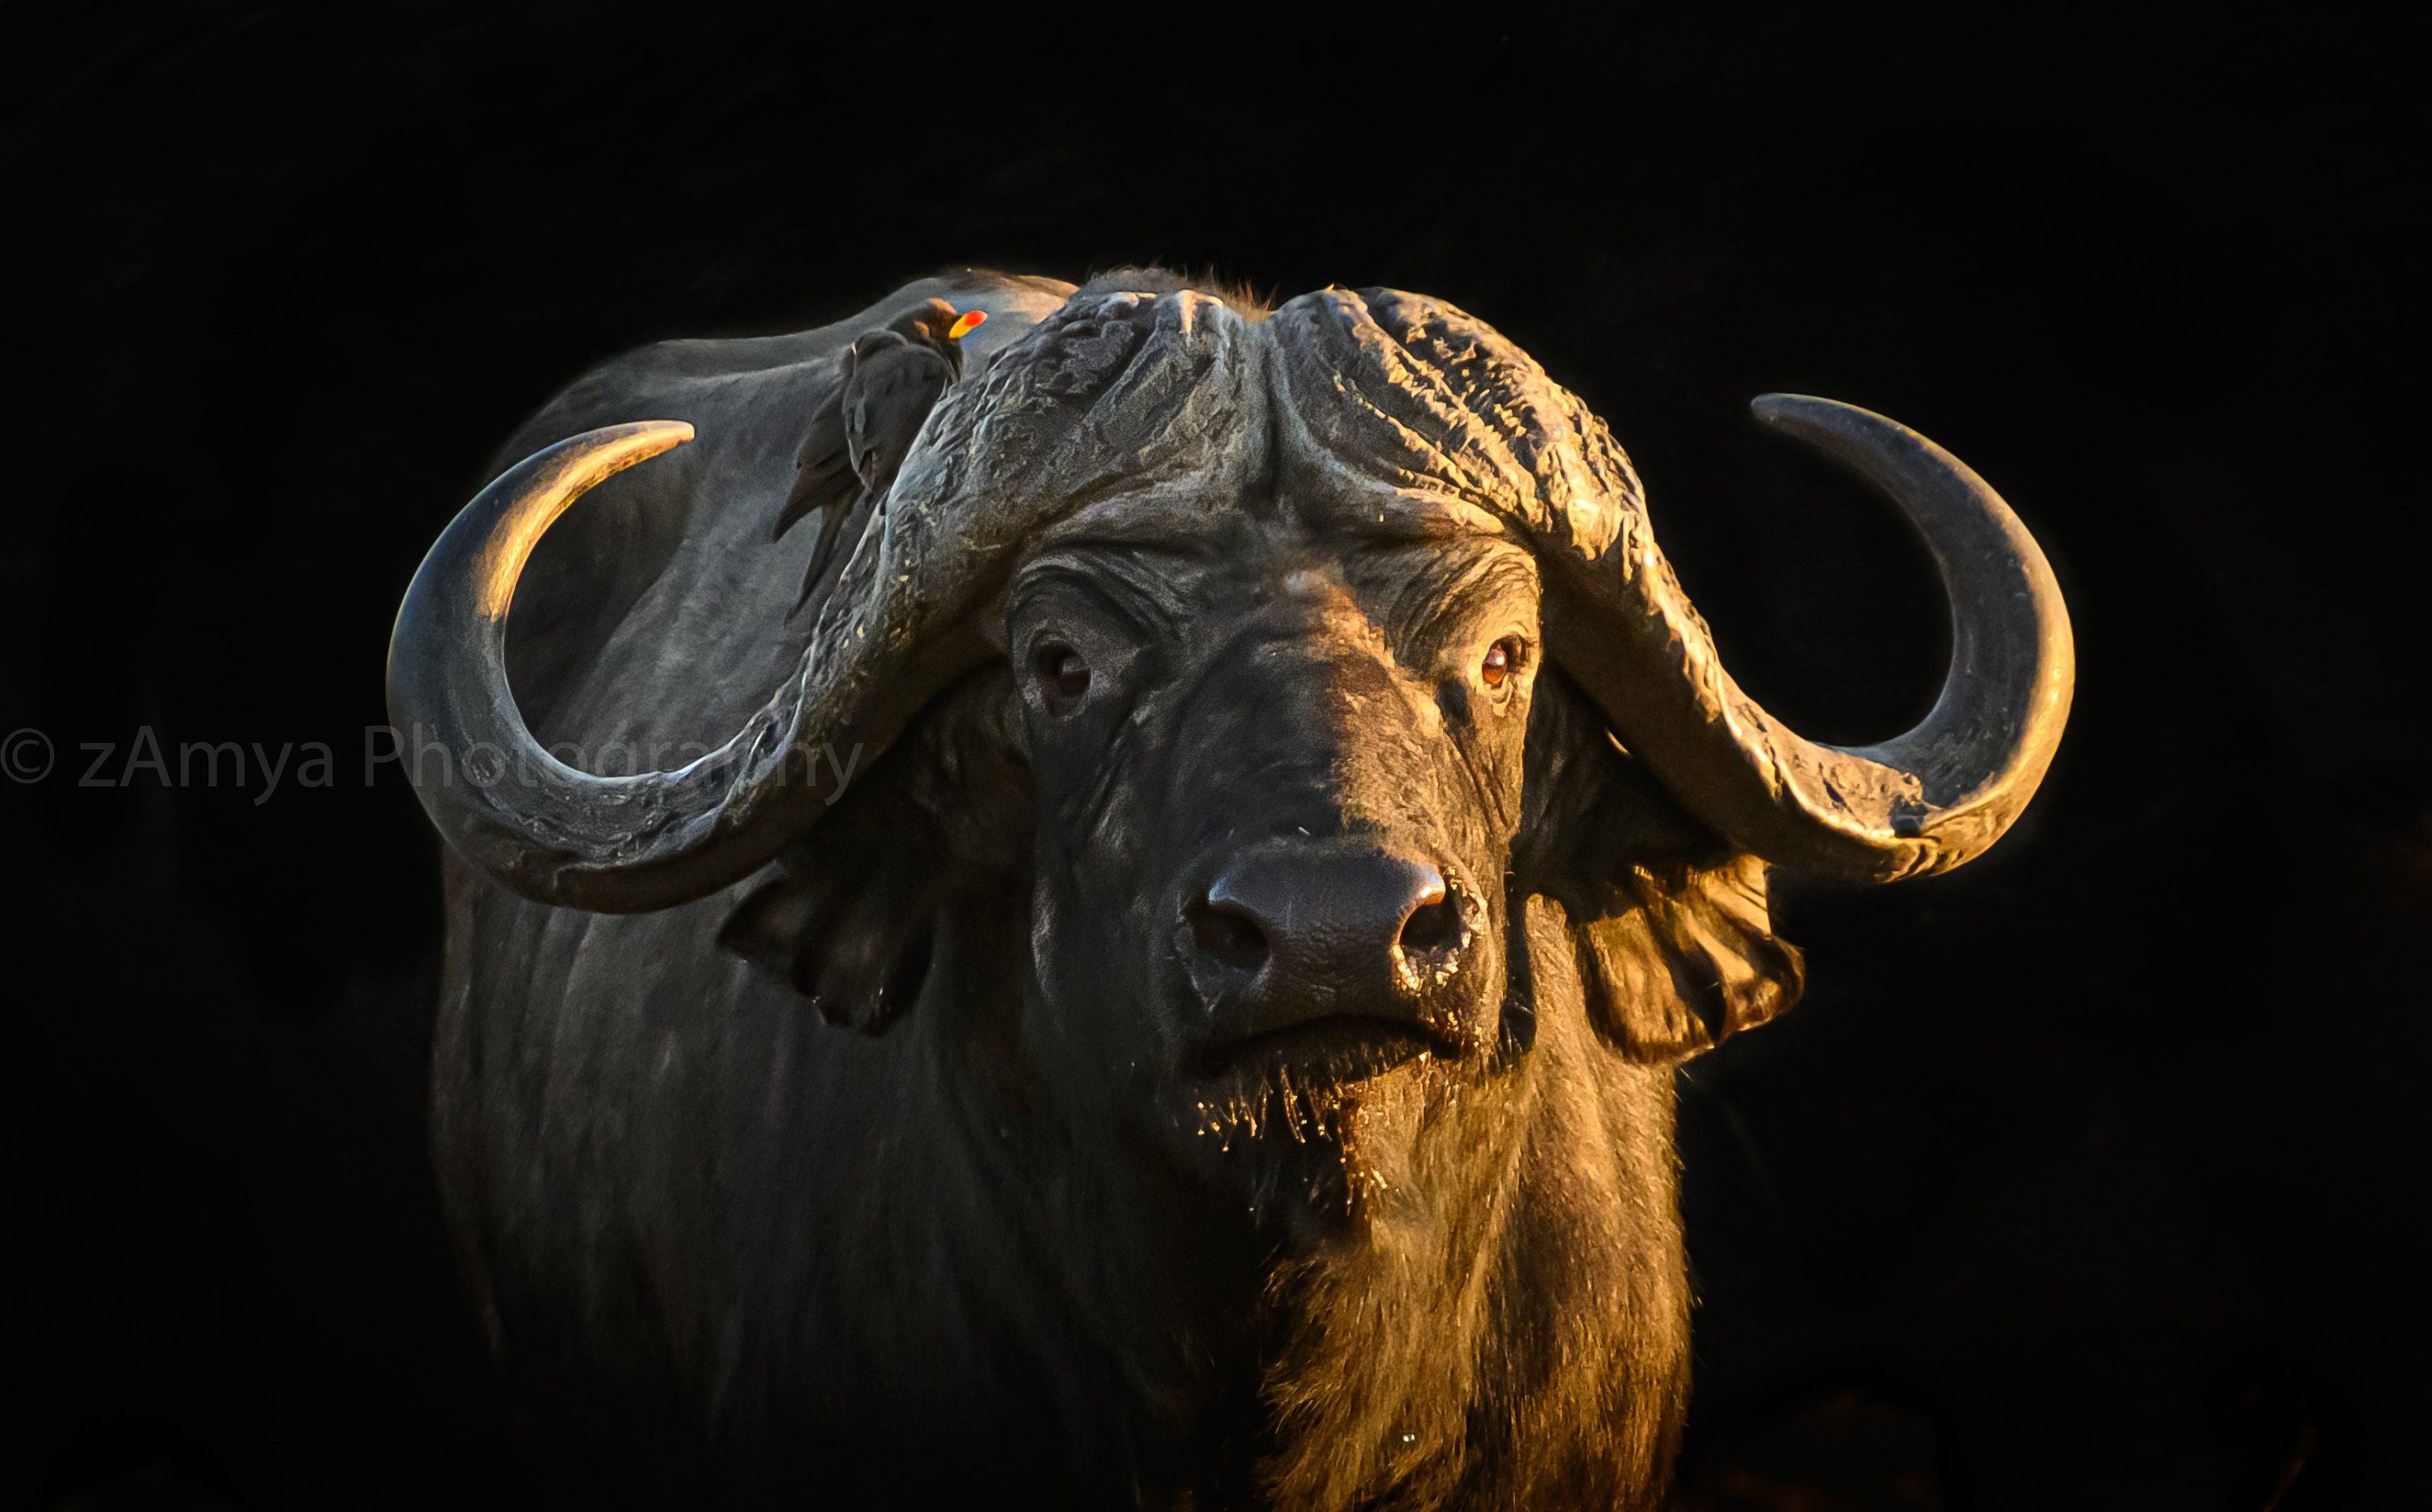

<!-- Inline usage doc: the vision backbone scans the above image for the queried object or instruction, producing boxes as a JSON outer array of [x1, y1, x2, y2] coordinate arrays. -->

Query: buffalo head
[[388, 284, 2072, 1243]]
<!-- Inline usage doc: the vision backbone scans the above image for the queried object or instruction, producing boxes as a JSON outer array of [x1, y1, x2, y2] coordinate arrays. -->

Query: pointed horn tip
[[571, 419, 697, 490], [622, 418, 696, 453], [544, 418, 696, 479], [1749, 393, 1944, 464], [1749, 392, 1857, 430]]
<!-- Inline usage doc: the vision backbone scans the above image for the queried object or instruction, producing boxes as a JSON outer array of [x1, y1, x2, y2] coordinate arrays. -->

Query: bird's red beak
[[946, 309, 987, 341]]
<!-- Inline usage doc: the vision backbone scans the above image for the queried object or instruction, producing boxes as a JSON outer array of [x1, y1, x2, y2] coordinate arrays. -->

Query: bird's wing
[[776, 422, 856, 542], [844, 345, 956, 496], [774, 349, 859, 541], [788, 335, 954, 617]]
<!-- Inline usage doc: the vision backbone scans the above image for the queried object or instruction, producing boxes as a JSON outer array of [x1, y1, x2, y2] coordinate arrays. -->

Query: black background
[[7, 6, 2423, 1507]]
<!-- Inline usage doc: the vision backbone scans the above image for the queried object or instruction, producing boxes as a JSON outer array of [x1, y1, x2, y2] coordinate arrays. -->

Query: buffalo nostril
[[1189, 898, 1270, 973], [1398, 891, 1462, 955]]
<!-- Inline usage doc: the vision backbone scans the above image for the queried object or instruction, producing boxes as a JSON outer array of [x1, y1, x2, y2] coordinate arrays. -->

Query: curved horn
[[1262, 288, 2073, 884], [385, 422, 849, 911], [388, 288, 1263, 914], [1550, 395, 2074, 882]]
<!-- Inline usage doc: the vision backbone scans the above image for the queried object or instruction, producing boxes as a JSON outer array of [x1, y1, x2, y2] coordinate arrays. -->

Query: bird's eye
[[1481, 637, 1524, 689], [1035, 643, 1091, 702]]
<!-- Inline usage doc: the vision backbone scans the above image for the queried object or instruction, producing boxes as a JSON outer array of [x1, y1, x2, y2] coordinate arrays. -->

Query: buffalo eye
[[1481, 636, 1524, 689], [1035, 643, 1092, 703]]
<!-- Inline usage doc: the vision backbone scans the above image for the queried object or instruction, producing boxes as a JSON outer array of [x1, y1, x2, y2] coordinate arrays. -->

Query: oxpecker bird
[[775, 298, 987, 606]]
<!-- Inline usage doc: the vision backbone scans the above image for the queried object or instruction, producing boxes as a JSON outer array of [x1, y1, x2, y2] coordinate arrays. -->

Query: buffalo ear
[[1570, 855, 1805, 1062], [717, 859, 943, 1035], [1518, 675, 1805, 1064], [717, 671, 1025, 1034]]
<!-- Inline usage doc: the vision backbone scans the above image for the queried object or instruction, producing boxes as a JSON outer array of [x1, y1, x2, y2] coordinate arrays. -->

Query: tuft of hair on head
[[1075, 264, 1273, 320]]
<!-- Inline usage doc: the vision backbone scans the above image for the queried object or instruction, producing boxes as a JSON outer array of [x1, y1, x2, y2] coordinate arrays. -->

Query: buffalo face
[[1008, 509, 1544, 1226]]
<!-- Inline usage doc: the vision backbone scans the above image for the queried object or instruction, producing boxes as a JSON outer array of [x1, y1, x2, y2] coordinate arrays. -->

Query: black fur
[[439, 271, 1805, 1509]]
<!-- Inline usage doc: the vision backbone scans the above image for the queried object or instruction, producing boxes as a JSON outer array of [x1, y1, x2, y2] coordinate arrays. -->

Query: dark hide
[[432, 273, 1806, 1510]]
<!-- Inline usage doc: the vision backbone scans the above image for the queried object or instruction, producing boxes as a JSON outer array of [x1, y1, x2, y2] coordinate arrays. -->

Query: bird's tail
[[788, 492, 868, 617]]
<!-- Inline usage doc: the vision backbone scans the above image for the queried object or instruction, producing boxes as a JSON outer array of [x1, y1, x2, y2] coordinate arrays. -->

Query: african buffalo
[[388, 268, 2072, 1508]]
